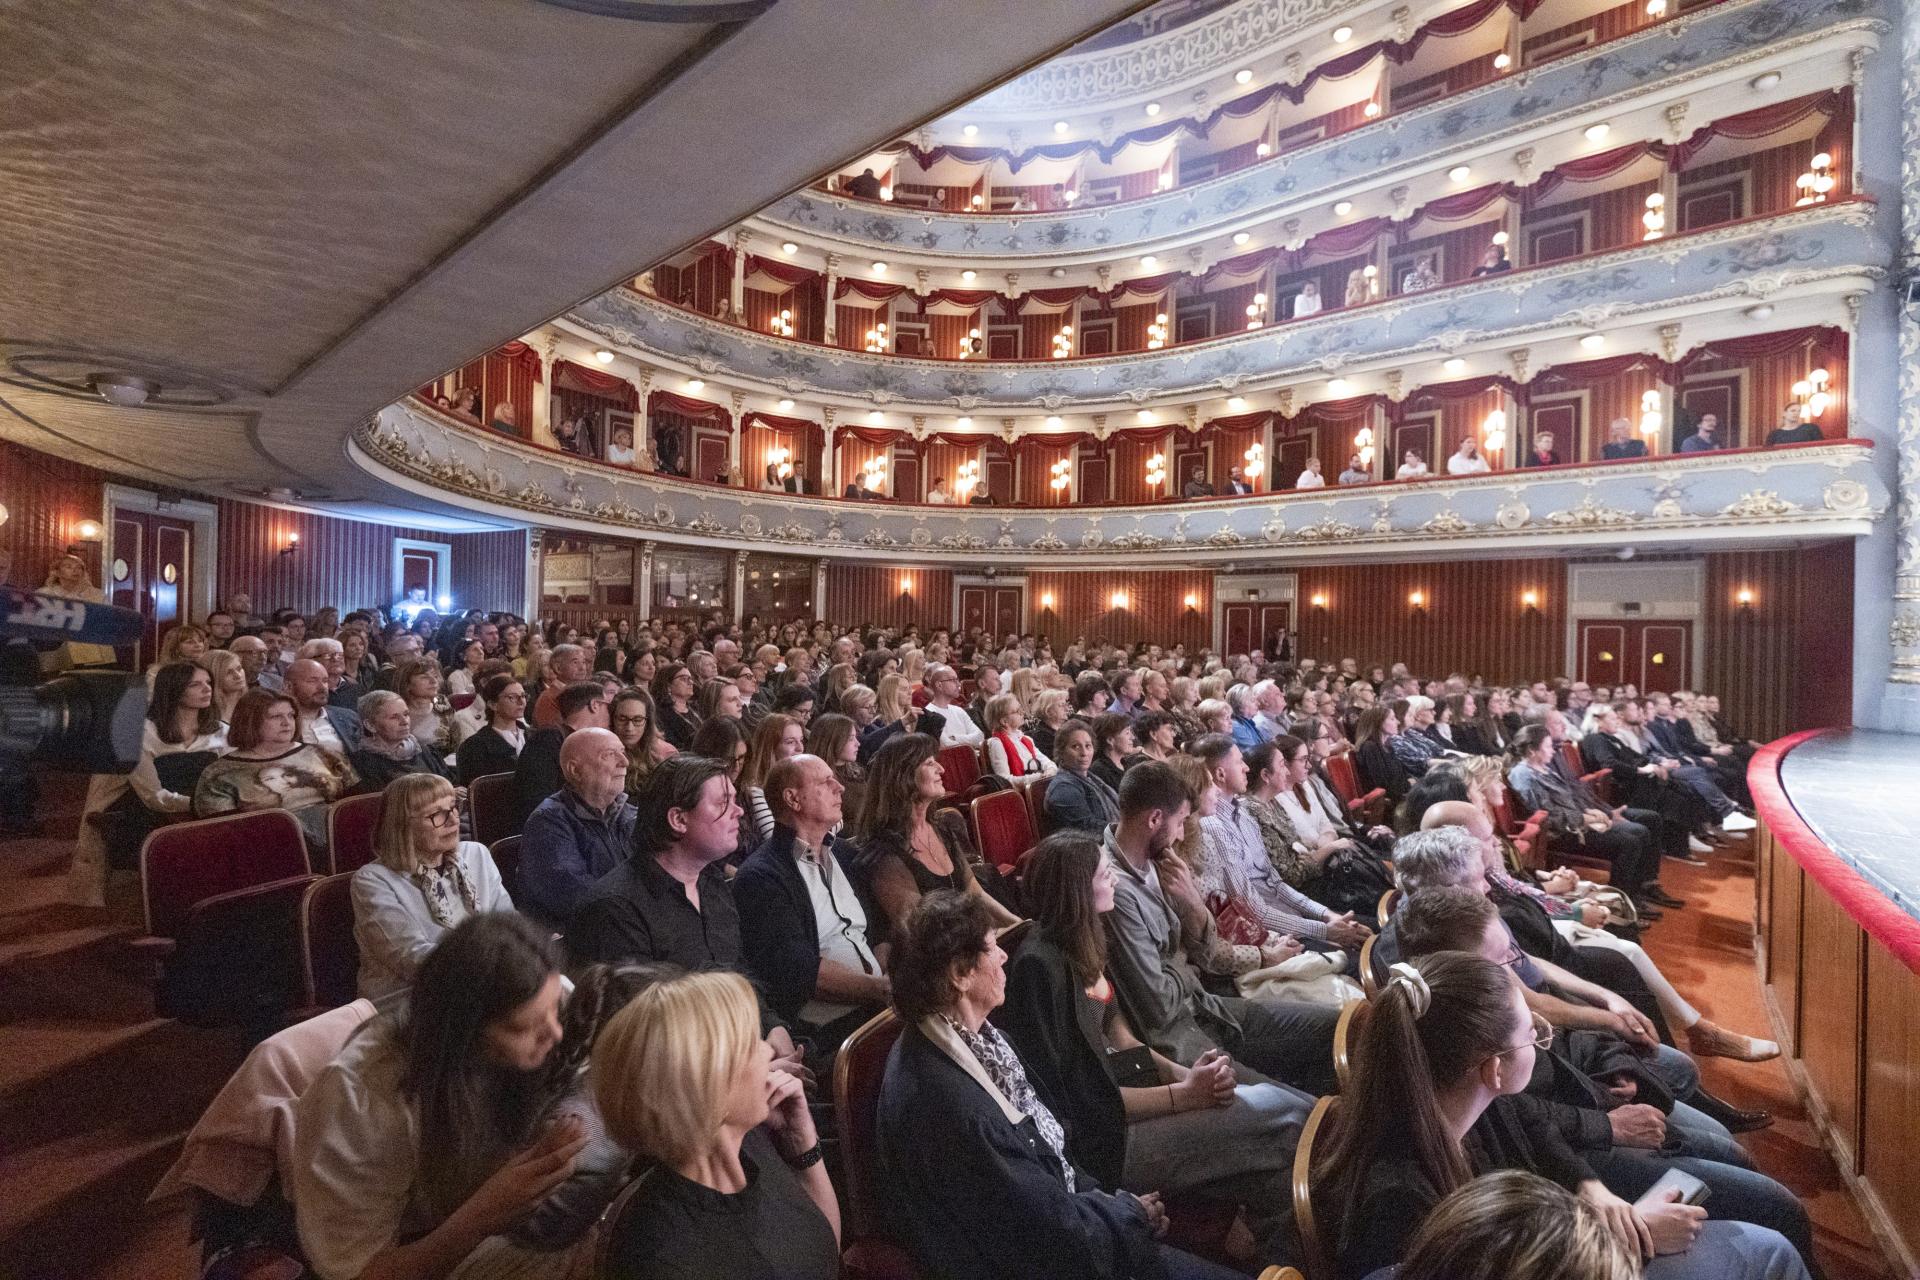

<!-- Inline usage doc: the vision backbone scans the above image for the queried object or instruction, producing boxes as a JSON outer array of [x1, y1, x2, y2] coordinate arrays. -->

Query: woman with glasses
[[611, 686, 674, 796], [651, 662, 702, 750], [455, 673, 530, 784], [1309, 952, 1809, 1280], [351, 774, 514, 1000]]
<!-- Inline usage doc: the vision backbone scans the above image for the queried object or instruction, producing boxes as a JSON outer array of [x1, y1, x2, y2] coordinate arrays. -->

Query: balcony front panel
[[569, 201, 1883, 412], [356, 403, 1886, 567]]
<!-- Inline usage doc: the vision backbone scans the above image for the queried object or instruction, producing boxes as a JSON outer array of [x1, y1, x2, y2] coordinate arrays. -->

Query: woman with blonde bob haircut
[[592, 970, 840, 1278], [1397, 1170, 1640, 1280], [350, 773, 512, 1000]]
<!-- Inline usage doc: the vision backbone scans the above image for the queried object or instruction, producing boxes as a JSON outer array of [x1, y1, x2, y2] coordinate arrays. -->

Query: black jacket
[[455, 724, 523, 785], [876, 1021, 1164, 1280], [1355, 738, 1411, 805], [511, 726, 568, 830], [1043, 769, 1118, 836], [733, 824, 861, 1024]]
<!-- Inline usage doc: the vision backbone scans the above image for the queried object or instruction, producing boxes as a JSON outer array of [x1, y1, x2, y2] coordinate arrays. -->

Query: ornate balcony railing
[[355, 399, 1887, 567]]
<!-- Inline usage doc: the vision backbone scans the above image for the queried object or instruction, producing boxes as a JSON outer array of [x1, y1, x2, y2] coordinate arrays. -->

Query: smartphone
[[1633, 1166, 1711, 1209]]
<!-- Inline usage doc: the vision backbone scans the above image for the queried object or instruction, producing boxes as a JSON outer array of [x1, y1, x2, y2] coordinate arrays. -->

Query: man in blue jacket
[[518, 727, 634, 932]]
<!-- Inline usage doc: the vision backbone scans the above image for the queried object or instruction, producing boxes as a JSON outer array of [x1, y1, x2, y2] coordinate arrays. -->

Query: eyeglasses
[[1491, 1013, 1555, 1060], [614, 715, 650, 729], [417, 804, 460, 830]]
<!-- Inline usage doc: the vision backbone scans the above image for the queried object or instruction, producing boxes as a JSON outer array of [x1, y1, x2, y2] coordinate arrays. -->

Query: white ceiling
[[0, 0, 1148, 527]]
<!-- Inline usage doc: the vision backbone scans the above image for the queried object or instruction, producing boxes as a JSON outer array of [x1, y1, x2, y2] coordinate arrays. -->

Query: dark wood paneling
[[823, 563, 956, 632], [1862, 936, 1920, 1252], [1798, 886, 1865, 1160], [1026, 571, 1212, 652], [0, 441, 109, 587]]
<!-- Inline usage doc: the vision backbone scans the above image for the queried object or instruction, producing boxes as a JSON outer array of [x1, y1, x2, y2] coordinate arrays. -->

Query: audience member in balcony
[[489, 400, 519, 435], [849, 733, 1018, 948], [1294, 456, 1327, 488], [968, 485, 997, 506], [1183, 467, 1215, 498], [1766, 404, 1822, 446], [787, 459, 811, 494], [1292, 281, 1323, 317], [1397, 449, 1430, 478], [456, 674, 529, 783], [845, 167, 884, 199], [1338, 454, 1371, 485], [654, 422, 687, 476], [737, 754, 890, 1040], [553, 414, 591, 457], [1222, 465, 1254, 495], [842, 478, 882, 501], [1471, 243, 1512, 276], [1519, 431, 1562, 469], [1446, 436, 1490, 473], [1677, 412, 1722, 453], [294, 915, 603, 1280], [1044, 720, 1119, 836], [448, 385, 482, 420], [927, 476, 952, 504], [606, 425, 636, 466], [1400, 254, 1440, 294], [350, 774, 513, 1000], [591, 968, 838, 1280], [1598, 416, 1648, 460], [1344, 268, 1371, 307]]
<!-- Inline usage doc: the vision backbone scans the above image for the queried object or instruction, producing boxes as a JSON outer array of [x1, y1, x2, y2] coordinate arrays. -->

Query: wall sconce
[[1147, 313, 1169, 350], [1408, 590, 1427, 611], [1242, 442, 1265, 482], [75, 519, 104, 543], [1362, 263, 1380, 297], [1052, 325, 1074, 359], [897, 575, 913, 596], [1244, 293, 1268, 330], [281, 531, 301, 558], [1520, 589, 1540, 611], [1791, 367, 1832, 419], [864, 321, 890, 353], [1481, 408, 1508, 454], [861, 454, 889, 494], [1646, 0, 1667, 14], [1039, 591, 1057, 610], [957, 327, 982, 359], [1145, 452, 1167, 491], [1049, 458, 1072, 495], [768, 308, 794, 338], [1310, 592, 1329, 610], [1735, 587, 1756, 609], [1156, 170, 1174, 191], [1110, 589, 1130, 610], [954, 457, 982, 500], [767, 445, 794, 481], [1353, 426, 1375, 469], [1638, 388, 1664, 438], [1491, 230, 1509, 247], [1183, 593, 1200, 612], [1642, 192, 1666, 241], [1256, 141, 1273, 157]]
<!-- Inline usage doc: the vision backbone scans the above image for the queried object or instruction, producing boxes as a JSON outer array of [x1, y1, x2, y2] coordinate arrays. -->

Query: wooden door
[[1577, 619, 1693, 693], [1222, 602, 1255, 656], [958, 585, 989, 634], [1527, 395, 1582, 465], [1174, 445, 1208, 494], [1175, 305, 1213, 343], [1391, 412, 1438, 478], [1526, 218, 1585, 265], [692, 426, 730, 483], [1079, 451, 1111, 503], [1275, 437, 1313, 489], [891, 446, 920, 501], [109, 508, 194, 670], [1079, 321, 1115, 356], [987, 328, 1020, 359], [1222, 603, 1291, 657], [1678, 373, 1743, 449], [1677, 178, 1744, 232], [989, 585, 1024, 638], [398, 546, 440, 602], [985, 457, 1015, 504]]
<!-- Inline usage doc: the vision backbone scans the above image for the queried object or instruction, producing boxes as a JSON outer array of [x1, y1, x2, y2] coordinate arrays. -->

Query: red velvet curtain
[[1530, 142, 1666, 204], [649, 389, 731, 428]]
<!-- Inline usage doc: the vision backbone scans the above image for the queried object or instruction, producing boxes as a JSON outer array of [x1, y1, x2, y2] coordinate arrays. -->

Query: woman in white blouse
[[1294, 457, 1327, 488], [445, 640, 486, 697], [293, 912, 595, 1280], [983, 692, 1056, 783], [1447, 437, 1491, 474], [351, 773, 512, 1000]]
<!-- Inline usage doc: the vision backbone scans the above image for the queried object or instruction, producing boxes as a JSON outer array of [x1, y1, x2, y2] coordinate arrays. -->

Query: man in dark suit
[[1600, 416, 1650, 460], [845, 167, 884, 199], [1579, 705, 1715, 858], [284, 659, 362, 755], [1644, 694, 1751, 810], [1224, 466, 1255, 495]]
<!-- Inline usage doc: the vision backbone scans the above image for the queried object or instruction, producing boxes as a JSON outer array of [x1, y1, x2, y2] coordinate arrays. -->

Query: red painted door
[[989, 585, 1024, 639], [692, 427, 730, 484], [1577, 619, 1692, 693], [1257, 603, 1292, 660], [1275, 437, 1313, 489], [109, 508, 194, 670], [1222, 603, 1254, 655], [1678, 374, 1743, 449], [1527, 396, 1582, 465], [1526, 219, 1585, 265], [958, 586, 989, 634], [1391, 412, 1438, 477]]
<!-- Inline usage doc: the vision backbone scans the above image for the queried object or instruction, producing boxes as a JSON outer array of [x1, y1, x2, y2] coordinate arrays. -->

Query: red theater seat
[[140, 809, 312, 941], [833, 1010, 924, 1280], [970, 788, 1035, 873], [326, 792, 384, 875], [299, 872, 359, 1013], [1325, 754, 1387, 820], [467, 771, 518, 847]]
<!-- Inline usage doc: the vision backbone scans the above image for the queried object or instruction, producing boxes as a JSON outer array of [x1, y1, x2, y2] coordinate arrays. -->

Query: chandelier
[[1147, 313, 1169, 350], [864, 321, 889, 353]]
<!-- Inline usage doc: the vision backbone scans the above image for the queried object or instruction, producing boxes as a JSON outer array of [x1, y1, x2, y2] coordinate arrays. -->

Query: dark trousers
[[1212, 995, 1341, 1097], [1570, 818, 1661, 894]]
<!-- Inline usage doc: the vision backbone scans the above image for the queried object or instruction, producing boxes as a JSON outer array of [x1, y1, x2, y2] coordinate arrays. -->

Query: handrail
[[637, 197, 1873, 366], [407, 396, 1871, 512], [822, 0, 1732, 217], [1749, 731, 1920, 977]]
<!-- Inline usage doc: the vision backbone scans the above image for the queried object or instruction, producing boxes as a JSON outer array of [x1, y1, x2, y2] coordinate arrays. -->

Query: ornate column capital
[[1385, 370, 1406, 403], [1658, 323, 1684, 364], [1662, 101, 1690, 145], [1277, 387, 1295, 419], [1514, 148, 1538, 186], [1005, 272, 1022, 299], [1508, 348, 1532, 385]]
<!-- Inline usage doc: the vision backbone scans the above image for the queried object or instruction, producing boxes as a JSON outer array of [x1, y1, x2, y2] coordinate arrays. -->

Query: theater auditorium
[[2, 0, 1918, 1277]]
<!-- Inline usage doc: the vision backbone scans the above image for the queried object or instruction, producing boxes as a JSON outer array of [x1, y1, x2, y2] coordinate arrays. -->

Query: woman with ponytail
[[1310, 951, 1811, 1280]]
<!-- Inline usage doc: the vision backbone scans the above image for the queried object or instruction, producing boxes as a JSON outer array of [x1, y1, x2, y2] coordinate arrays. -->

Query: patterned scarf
[[945, 1015, 1075, 1191], [411, 852, 479, 928]]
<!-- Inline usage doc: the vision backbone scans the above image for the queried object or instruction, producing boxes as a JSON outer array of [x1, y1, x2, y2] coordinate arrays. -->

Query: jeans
[[1668, 763, 1737, 819], [1588, 1147, 1821, 1279], [1159, 1242, 1247, 1280], [1643, 1221, 1811, 1280], [1212, 994, 1341, 1096], [1124, 1082, 1313, 1253]]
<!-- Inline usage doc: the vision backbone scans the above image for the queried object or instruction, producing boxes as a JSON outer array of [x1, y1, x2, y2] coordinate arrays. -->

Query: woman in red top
[[984, 692, 1058, 782]]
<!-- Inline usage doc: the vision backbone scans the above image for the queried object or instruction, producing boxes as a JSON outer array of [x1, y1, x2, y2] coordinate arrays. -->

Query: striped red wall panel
[[0, 441, 110, 587], [824, 564, 958, 632], [1395, 218, 1504, 286], [449, 530, 530, 616], [1027, 570, 1214, 652], [835, 303, 884, 352], [1292, 558, 1570, 682], [1526, 179, 1659, 258], [1704, 544, 1852, 741]]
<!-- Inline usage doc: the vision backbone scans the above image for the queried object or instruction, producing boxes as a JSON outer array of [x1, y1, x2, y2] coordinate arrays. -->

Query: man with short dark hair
[[205, 611, 237, 648], [1102, 761, 1340, 1094], [519, 727, 634, 933], [533, 644, 591, 728]]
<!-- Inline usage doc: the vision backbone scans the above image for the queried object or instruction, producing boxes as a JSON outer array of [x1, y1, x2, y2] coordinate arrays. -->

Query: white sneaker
[[1721, 811, 1756, 833], [1688, 836, 1714, 855]]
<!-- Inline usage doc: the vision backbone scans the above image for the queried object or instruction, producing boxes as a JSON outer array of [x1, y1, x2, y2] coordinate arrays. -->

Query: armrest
[[1346, 787, 1386, 814]]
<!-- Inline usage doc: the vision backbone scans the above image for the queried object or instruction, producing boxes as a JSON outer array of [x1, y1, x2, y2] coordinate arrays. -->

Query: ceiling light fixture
[[1443, 357, 1466, 374], [1333, 200, 1353, 215], [1328, 378, 1351, 395], [1139, 254, 1158, 268], [1448, 164, 1472, 183], [89, 373, 158, 408], [1232, 231, 1251, 246], [1053, 120, 1070, 134], [780, 241, 798, 254], [1580, 333, 1606, 351], [1745, 303, 1776, 321], [593, 349, 614, 364], [1584, 122, 1611, 143], [1751, 71, 1782, 91], [962, 123, 979, 137], [777, 398, 795, 411], [1145, 102, 1162, 117], [870, 261, 887, 274], [1235, 68, 1254, 83], [686, 378, 704, 392], [960, 269, 977, 282], [1333, 24, 1353, 41], [1045, 415, 1063, 429]]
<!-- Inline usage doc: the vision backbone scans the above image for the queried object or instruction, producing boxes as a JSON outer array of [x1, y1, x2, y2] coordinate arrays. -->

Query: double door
[[958, 583, 1025, 639], [1576, 619, 1692, 693], [108, 509, 195, 670]]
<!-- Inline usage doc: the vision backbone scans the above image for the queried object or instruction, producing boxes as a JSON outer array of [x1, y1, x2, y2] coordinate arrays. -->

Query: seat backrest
[[467, 771, 518, 847], [1325, 754, 1360, 804], [832, 1008, 904, 1243], [1331, 998, 1366, 1091], [1357, 934, 1380, 999], [998, 918, 1034, 961], [450, 692, 477, 711], [1025, 774, 1051, 832], [1375, 887, 1399, 930], [936, 744, 981, 795], [152, 750, 219, 797], [300, 872, 360, 1010], [1292, 1095, 1337, 1280], [141, 808, 311, 939], [970, 788, 1034, 872], [158, 873, 315, 1026], [490, 835, 524, 899], [593, 1165, 656, 1279], [1559, 741, 1584, 778], [1491, 784, 1518, 835], [326, 792, 386, 875]]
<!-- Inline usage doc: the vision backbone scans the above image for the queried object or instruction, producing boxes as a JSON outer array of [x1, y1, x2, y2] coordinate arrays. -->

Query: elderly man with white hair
[[1387, 694, 1447, 776], [298, 636, 362, 709], [1250, 679, 1287, 741], [1226, 683, 1266, 753], [519, 726, 635, 933]]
